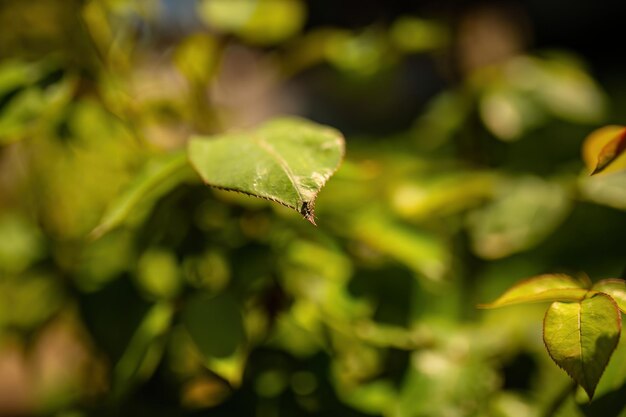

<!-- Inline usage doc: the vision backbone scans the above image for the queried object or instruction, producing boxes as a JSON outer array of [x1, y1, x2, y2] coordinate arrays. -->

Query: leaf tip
[[590, 164, 605, 176]]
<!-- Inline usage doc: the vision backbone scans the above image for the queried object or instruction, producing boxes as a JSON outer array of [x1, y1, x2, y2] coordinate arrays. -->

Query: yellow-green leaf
[[479, 274, 588, 308], [593, 279, 626, 314], [543, 293, 621, 399], [198, 0, 306, 46], [468, 176, 571, 259], [389, 17, 449, 53], [173, 33, 220, 84], [90, 150, 192, 239], [582, 125, 626, 175], [113, 302, 174, 398]]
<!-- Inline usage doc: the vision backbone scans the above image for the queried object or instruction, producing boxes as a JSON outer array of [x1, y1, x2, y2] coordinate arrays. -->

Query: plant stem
[[540, 380, 577, 417]]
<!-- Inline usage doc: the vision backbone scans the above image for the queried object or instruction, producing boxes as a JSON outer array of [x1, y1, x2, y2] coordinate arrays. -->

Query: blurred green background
[[2, 0, 626, 416]]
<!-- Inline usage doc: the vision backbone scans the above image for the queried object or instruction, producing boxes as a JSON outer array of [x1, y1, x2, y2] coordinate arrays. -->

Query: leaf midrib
[[252, 133, 304, 206], [578, 300, 586, 393]]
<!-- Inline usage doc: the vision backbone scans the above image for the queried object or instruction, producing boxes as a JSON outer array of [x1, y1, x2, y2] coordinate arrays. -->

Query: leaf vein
[[578, 301, 587, 393], [252, 133, 305, 205]]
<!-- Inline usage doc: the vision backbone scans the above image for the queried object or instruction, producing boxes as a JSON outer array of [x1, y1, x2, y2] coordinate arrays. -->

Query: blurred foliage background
[[2, 0, 626, 416]]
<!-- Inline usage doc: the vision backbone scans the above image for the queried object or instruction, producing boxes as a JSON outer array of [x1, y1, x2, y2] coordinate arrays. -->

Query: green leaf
[[198, 0, 306, 45], [338, 380, 397, 414], [479, 274, 588, 308], [90, 150, 192, 239], [579, 170, 626, 210], [479, 87, 545, 141], [543, 293, 621, 399], [113, 302, 174, 398], [468, 176, 572, 259], [389, 16, 449, 53], [173, 33, 220, 84], [188, 117, 345, 225], [182, 292, 245, 359], [324, 29, 388, 77], [350, 211, 449, 283], [136, 249, 182, 300], [593, 279, 626, 314]]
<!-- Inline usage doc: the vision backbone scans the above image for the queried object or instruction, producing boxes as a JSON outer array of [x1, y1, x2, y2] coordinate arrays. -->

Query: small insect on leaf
[[299, 201, 316, 225]]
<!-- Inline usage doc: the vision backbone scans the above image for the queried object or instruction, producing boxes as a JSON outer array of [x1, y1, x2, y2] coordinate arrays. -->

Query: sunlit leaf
[[205, 351, 248, 387], [350, 211, 450, 282], [398, 332, 499, 416], [479, 274, 588, 308], [0, 65, 75, 145], [174, 33, 220, 85], [81, 0, 114, 59], [30, 98, 141, 239], [479, 88, 543, 141], [389, 17, 449, 52], [270, 308, 324, 357], [136, 249, 182, 300], [0, 213, 45, 274], [182, 292, 245, 359], [0, 88, 45, 143], [285, 239, 352, 283], [188, 117, 345, 225], [543, 293, 621, 399], [198, 0, 306, 45], [534, 56, 607, 124], [0, 272, 64, 330], [579, 170, 626, 210], [390, 172, 495, 220], [412, 91, 470, 148], [338, 380, 397, 414], [113, 302, 174, 398], [90, 150, 192, 239], [324, 29, 390, 77], [502, 55, 607, 124], [582, 126, 626, 175], [593, 279, 626, 314], [0, 60, 35, 96], [280, 29, 346, 76], [582, 126, 626, 173], [468, 176, 571, 259]]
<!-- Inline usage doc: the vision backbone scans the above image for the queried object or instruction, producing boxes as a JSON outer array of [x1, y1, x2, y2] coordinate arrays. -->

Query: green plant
[[482, 274, 625, 399], [4, 1, 626, 417]]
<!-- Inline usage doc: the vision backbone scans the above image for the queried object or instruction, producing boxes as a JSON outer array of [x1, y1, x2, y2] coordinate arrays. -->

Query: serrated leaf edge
[[592, 278, 626, 314], [187, 120, 345, 225], [542, 293, 622, 400]]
